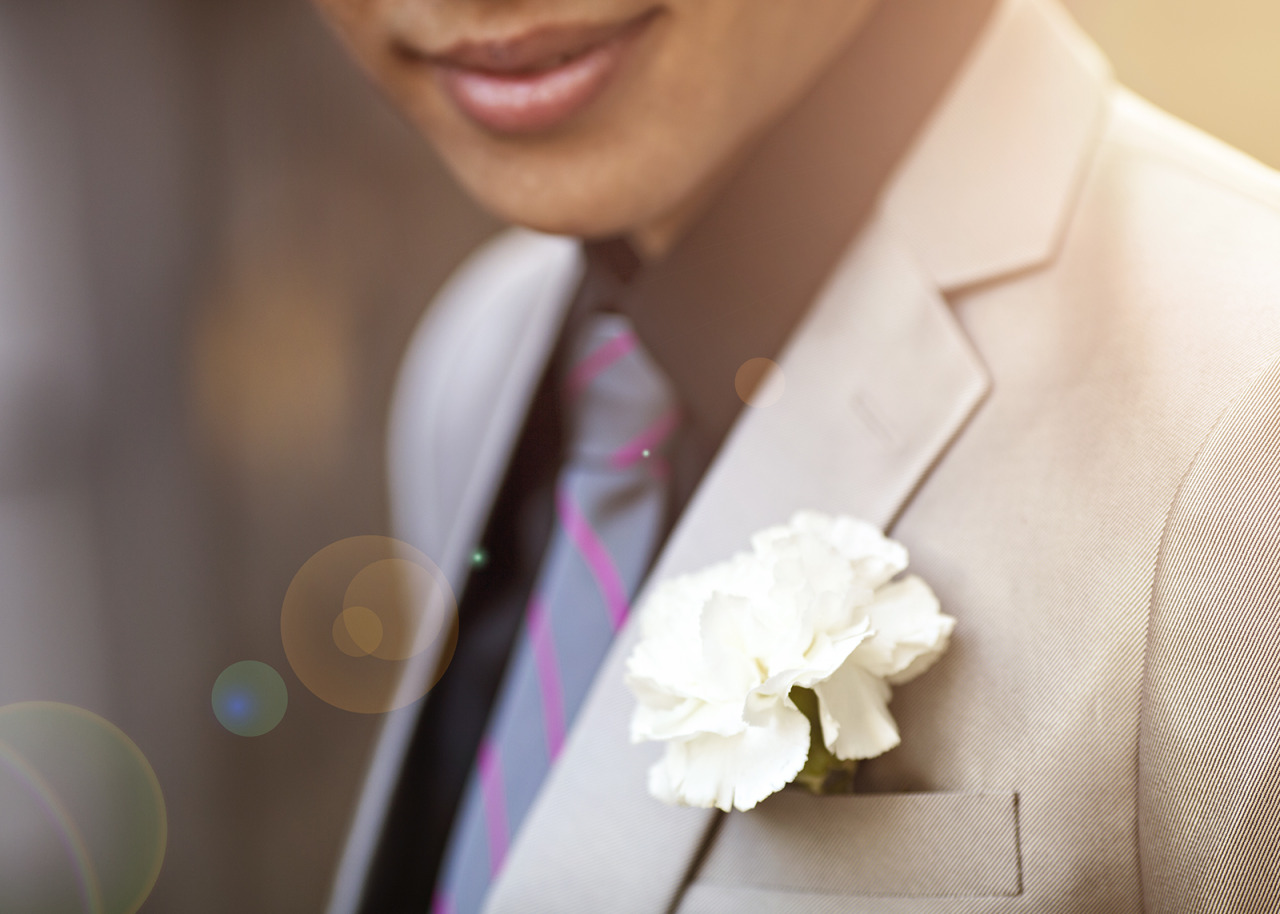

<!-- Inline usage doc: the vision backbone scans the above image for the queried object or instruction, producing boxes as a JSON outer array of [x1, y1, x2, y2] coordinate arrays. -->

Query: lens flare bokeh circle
[[735, 357, 787, 408], [0, 702, 167, 914], [211, 661, 288, 737], [281, 536, 458, 714]]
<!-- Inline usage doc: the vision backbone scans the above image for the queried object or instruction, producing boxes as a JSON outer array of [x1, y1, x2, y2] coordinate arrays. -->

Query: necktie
[[433, 313, 680, 914]]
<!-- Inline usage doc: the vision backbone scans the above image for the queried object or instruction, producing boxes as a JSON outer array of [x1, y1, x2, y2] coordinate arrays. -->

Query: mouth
[[393, 7, 664, 135]]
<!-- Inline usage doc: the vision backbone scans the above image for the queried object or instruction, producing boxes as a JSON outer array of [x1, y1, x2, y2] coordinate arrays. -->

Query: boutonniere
[[626, 511, 954, 812]]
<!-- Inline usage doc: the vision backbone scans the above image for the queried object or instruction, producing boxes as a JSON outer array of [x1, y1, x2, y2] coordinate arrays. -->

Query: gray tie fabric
[[433, 313, 680, 914]]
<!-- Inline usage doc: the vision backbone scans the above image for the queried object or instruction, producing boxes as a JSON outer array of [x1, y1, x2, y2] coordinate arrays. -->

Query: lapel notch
[[651, 217, 990, 581], [883, 0, 1112, 292]]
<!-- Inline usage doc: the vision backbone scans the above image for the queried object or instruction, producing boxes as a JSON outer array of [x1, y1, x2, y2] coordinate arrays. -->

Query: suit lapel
[[486, 1, 1112, 910], [882, 0, 1110, 290], [485, 216, 988, 914], [652, 219, 989, 580]]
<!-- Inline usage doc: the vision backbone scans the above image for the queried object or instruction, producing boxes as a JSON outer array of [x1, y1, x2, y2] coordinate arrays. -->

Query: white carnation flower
[[626, 511, 953, 812]]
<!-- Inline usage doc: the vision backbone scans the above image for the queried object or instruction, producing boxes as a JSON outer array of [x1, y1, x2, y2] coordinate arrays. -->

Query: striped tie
[[433, 313, 680, 914]]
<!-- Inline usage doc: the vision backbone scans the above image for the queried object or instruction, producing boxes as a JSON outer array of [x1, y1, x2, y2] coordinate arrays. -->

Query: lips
[[399, 8, 662, 135]]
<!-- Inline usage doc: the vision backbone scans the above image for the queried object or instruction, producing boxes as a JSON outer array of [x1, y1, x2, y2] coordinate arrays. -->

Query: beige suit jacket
[[330, 0, 1280, 910]]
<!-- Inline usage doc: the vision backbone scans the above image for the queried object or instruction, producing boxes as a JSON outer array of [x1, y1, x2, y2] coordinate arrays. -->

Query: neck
[[629, 0, 1000, 264]]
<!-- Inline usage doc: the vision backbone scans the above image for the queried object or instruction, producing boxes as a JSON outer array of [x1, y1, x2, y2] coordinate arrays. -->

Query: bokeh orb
[[332, 606, 384, 658], [735, 357, 787, 408], [0, 702, 167, 914], [211, 661, 288, 737], [281, 537, 458, 714]]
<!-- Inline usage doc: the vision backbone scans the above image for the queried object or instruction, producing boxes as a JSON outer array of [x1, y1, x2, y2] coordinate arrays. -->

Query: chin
[[468, 190, 672, 242], [441, 149, 699, 243]]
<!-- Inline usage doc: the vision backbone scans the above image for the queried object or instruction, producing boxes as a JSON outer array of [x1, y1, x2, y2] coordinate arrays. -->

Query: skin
[[310, 0, 883, 257]]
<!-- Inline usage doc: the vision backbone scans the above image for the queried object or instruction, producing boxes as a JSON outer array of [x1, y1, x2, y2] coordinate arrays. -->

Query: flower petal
[[646, 701, 811, 812], [791, 511, 909, 588], [628, 511, 951, 809], [700, 592, 766, 698], [814, 660, 900, 760], [629, 678, 747, 743], [853, 576, 955, 684]]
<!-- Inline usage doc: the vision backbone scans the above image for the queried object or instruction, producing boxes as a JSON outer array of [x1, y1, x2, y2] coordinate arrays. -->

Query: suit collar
[[883, 0, 1112, 292]]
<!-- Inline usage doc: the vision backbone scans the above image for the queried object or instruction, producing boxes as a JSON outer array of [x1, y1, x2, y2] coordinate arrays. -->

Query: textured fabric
[[697, 790, 1021, 896], [1141, 353, 1280, 913], [433, 315, 679, 914]]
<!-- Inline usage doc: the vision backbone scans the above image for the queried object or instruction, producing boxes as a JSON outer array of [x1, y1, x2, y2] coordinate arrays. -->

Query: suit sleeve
[[1141, 352, 1280, 913]]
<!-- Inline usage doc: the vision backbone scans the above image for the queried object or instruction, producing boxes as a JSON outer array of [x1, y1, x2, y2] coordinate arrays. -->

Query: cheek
[[692, 0, 880, 117], [636, 0, 878, 166], [310, 1, 452, 136], [312, 0, 377, 44], [312, 0, 400, 86]]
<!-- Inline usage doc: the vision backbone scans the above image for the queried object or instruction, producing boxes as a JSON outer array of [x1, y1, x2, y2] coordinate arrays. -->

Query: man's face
[[312, 0, 880, 248]]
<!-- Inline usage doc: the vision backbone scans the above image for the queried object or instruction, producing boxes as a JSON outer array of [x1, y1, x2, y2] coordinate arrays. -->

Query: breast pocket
[[685, 789, 1022, 901]]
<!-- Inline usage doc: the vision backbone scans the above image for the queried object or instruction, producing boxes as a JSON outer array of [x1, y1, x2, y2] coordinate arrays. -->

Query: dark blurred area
[[0, 0, 1275, 910], [0, 1, 493, 910]]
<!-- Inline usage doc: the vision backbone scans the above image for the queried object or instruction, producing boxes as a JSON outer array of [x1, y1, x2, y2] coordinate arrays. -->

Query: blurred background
[[0, 0, 1276, 910]]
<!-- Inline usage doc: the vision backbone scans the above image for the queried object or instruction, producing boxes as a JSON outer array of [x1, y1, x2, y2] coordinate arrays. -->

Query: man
[[315, 0, 1280, 910]]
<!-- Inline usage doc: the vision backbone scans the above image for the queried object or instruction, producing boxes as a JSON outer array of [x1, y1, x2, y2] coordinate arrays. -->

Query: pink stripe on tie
[[610, 408, 680, 470], [556, 489, 630, 631], [528, 597, 567, 759], [431, 891, 456, 914], [564, 329, 637, 399], [477, 740, 508, 876]]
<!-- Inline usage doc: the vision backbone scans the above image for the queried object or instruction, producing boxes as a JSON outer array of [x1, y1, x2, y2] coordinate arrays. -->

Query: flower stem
[[790, 686, 859, 795]]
